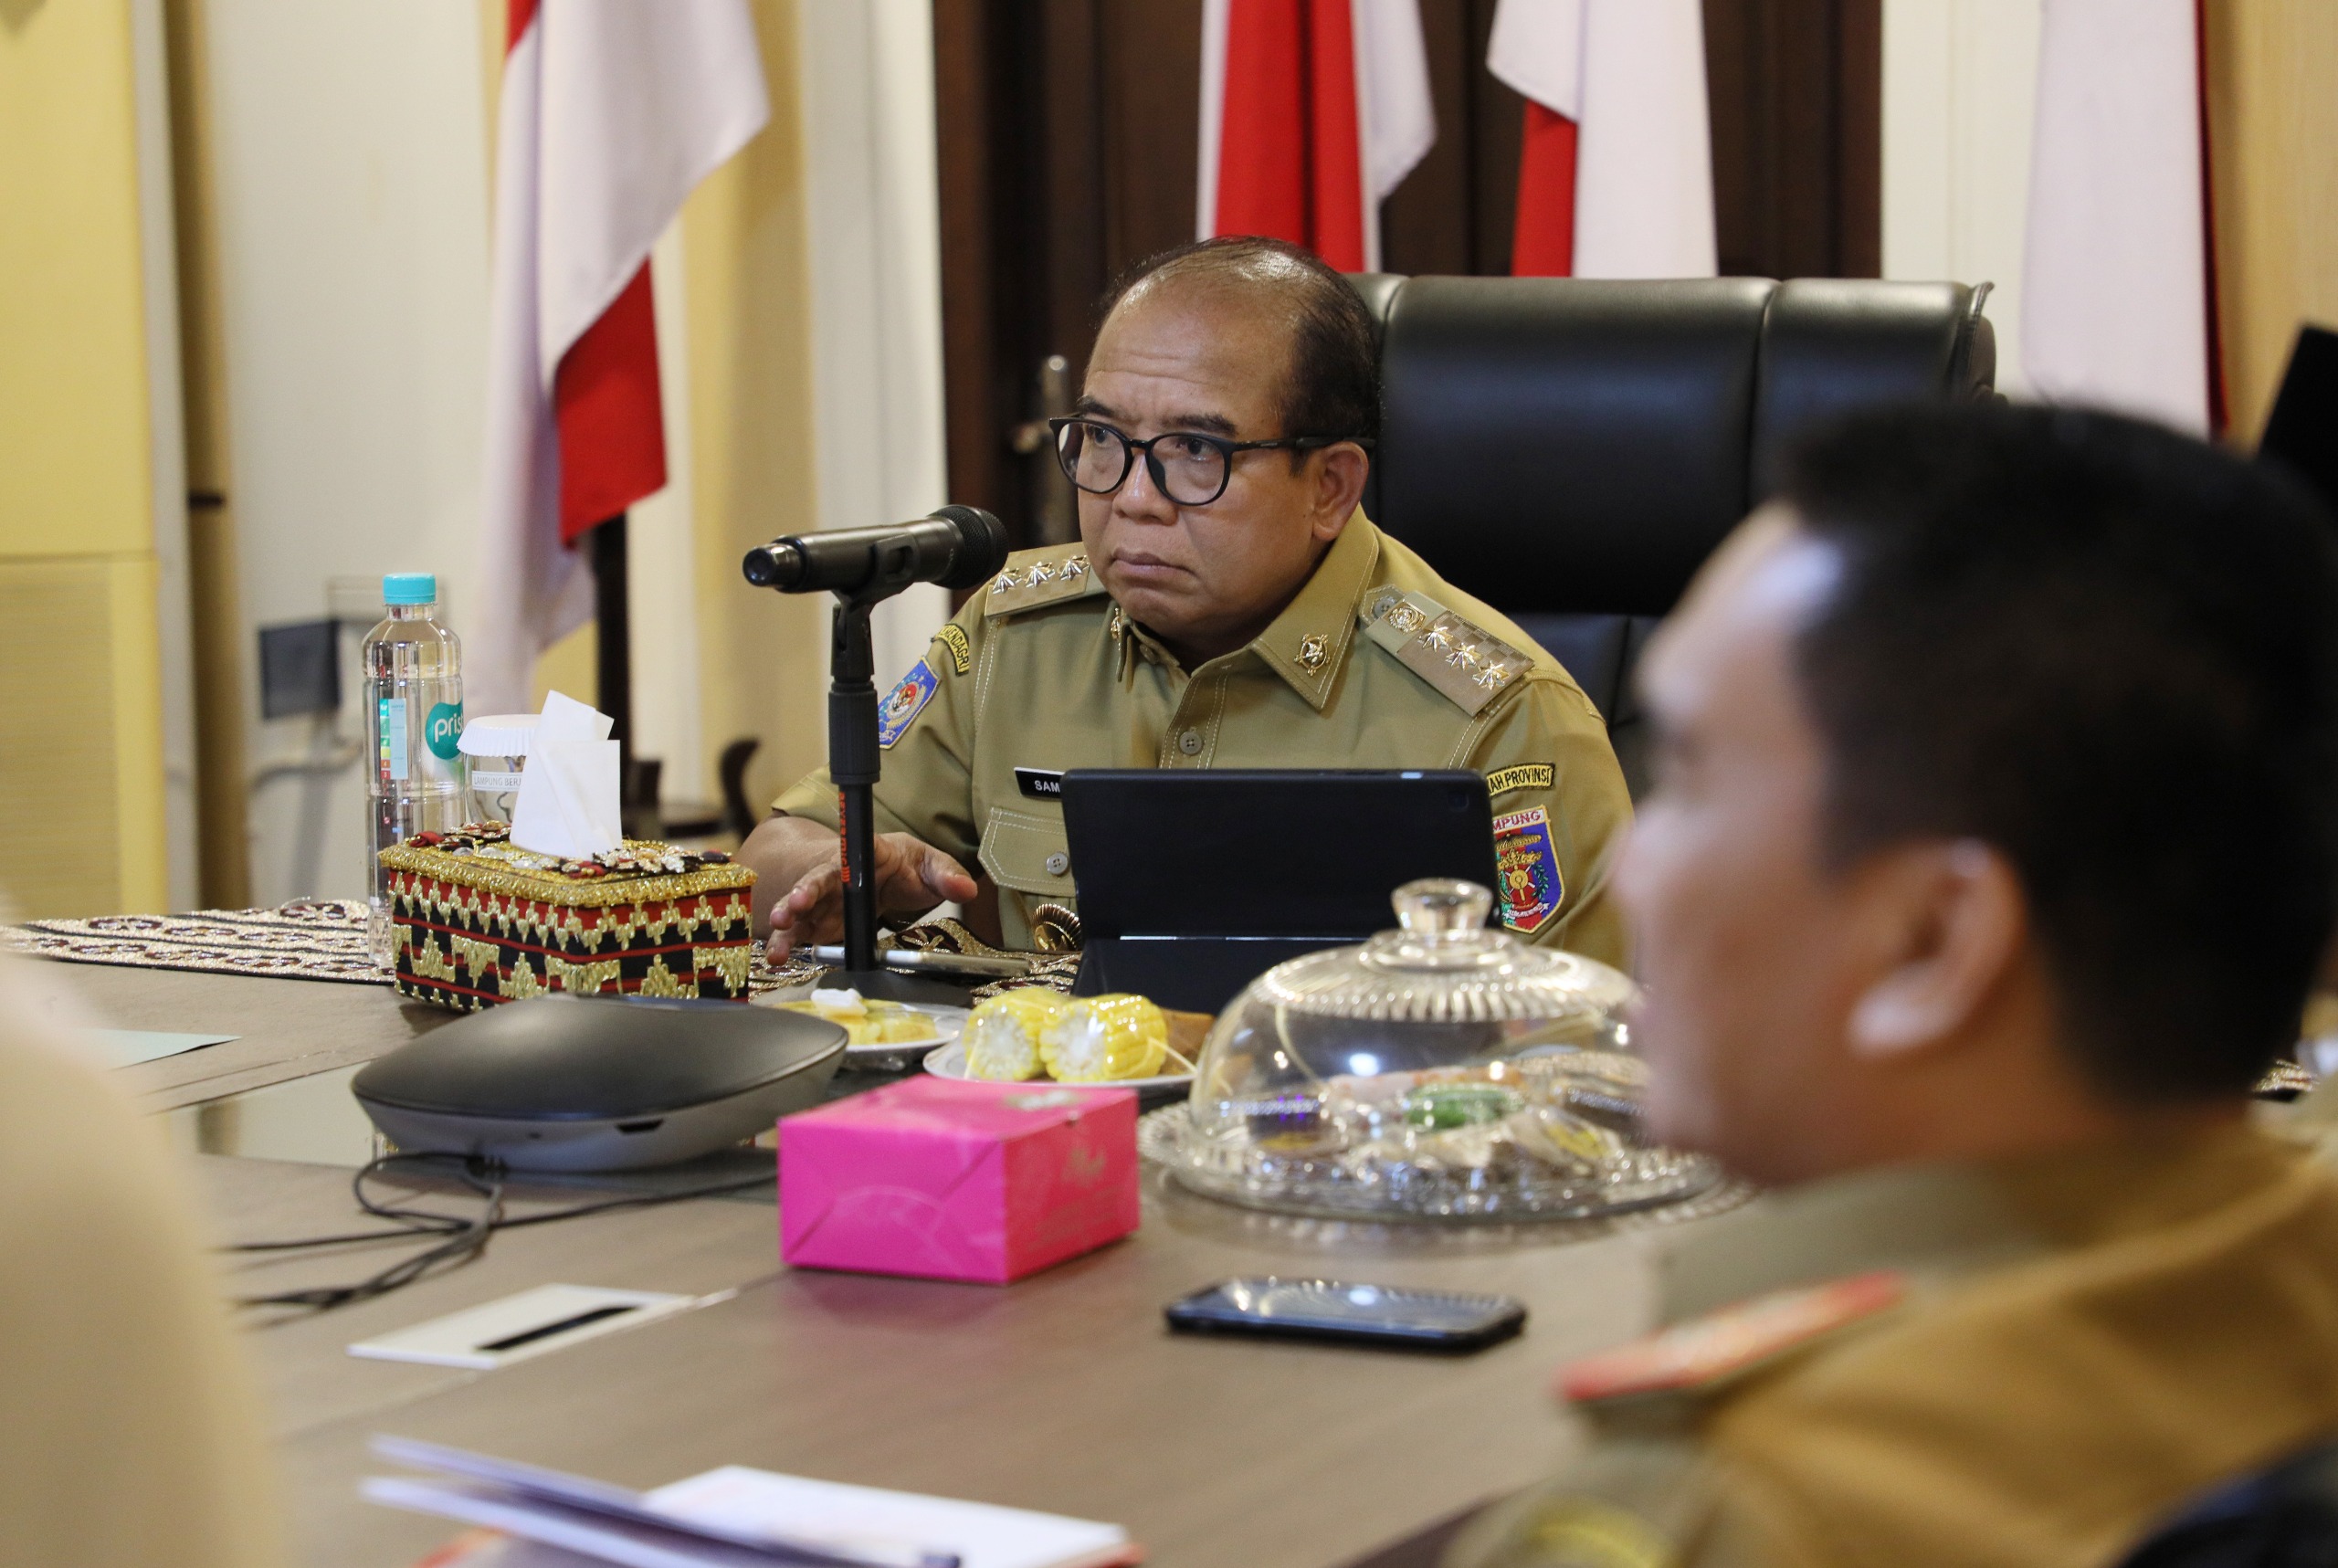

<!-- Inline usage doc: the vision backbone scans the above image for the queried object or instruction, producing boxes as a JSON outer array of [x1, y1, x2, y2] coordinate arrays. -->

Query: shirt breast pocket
[[977, 805, 1076, 898]]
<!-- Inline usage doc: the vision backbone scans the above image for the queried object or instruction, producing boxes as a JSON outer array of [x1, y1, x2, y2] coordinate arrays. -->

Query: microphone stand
[[824, 546, 974, 1007]]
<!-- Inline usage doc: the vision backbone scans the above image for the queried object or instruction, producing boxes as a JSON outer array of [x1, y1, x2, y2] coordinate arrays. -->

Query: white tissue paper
[[508, 690, 622, 858]]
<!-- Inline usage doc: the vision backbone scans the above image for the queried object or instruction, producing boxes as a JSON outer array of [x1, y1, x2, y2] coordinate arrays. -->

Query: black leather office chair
[[2114, 1435, 2338, 1567], [1350, 275, 1997, 792]]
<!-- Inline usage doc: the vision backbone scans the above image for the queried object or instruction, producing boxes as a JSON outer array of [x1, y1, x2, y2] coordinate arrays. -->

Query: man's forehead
[[1086, 284, 1291, 425], [1641, 507, 1842, 726]]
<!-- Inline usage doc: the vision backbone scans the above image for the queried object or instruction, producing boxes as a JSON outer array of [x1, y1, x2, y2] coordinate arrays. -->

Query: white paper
[[365, 1437, 1132, 1568], [511, 689, 623, 858], [649, 1468, 1132, 1568]]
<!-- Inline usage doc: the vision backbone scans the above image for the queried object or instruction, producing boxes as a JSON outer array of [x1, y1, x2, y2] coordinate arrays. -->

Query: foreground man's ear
[[1847, 839, 2027, 1059]]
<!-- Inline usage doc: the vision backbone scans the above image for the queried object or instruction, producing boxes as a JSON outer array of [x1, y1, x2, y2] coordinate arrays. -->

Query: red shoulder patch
[[1556, 1270, 1908, 1404]]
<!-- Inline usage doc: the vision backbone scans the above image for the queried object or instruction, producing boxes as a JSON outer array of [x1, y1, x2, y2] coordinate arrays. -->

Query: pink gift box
[[778, 1076, 1141, 1284]]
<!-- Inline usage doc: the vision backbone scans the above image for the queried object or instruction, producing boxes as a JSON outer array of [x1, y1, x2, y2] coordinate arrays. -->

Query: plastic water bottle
[[363, 573, 464, 964]]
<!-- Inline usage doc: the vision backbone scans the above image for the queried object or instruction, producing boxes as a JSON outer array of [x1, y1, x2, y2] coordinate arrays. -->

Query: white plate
[[754, 997, 967, 1065], [922, 1039, 1194, 1094]]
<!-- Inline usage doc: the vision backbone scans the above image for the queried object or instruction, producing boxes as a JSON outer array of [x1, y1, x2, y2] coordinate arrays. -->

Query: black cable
[[228, 1152, 773, 1315]]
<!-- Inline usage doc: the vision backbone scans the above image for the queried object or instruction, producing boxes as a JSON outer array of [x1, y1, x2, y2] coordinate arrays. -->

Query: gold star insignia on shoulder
[[984, 552, 1106, 617], [1297, 633, 1327, 673], [1363, 592, 1536, 717]]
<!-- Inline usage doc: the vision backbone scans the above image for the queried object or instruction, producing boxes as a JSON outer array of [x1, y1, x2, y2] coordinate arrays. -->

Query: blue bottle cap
[[383, 573, 437, 606]]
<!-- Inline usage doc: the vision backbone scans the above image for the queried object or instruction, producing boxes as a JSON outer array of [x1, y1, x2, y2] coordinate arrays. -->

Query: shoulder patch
[[877, 659, 940, 749], [982, 549, 1103, 617], [1361, 589, 1532, 715], [934, 623, 973, 675], [1557, 1271, 1908, 1406], [1494, 806, 1564, 932], [1487, 763, 1555, 799]]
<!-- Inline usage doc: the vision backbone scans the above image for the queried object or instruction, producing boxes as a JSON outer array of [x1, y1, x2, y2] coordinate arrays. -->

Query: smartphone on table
[[1164, 1278, 1526, 1352]]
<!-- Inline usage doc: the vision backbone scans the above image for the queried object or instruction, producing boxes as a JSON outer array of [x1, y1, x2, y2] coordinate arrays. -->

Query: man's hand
[[739, 815, 978, 961]]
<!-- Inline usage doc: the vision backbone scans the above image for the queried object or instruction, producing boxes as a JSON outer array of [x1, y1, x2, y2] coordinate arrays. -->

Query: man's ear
[[1846, 839, 2027, 1059], [1311, 442, 1371, 538]]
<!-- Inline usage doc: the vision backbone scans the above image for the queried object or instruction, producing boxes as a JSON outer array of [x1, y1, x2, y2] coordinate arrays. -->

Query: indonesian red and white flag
[[470, 0, 769, 716], [1197, 0, 1436, 271], [2021, 0, 2215, 434], [1487, 0, 1715, 279]]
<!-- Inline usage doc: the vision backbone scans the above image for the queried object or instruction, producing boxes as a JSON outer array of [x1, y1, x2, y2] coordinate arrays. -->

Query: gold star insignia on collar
[[1297, 633, 1327, 673]]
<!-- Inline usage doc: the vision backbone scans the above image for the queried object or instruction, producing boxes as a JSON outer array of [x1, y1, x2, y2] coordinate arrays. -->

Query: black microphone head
[[929, 506, 1009, 590], [742, 541, 795, 588]]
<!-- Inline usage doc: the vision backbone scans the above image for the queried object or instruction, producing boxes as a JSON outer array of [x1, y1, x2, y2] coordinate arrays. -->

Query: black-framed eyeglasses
[[1048, 416, 1372, 508]]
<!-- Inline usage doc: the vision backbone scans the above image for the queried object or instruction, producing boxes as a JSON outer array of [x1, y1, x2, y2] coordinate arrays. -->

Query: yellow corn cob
[[963, 989, 1068, 1081], [1042, 993, 1168, 1083]]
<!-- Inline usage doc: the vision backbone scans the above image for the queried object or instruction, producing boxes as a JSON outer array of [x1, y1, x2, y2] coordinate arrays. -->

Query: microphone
[[742, 506, 1008, 596]]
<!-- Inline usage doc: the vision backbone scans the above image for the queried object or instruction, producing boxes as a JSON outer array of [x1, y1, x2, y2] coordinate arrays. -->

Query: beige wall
[[679, 0, 832, 816], [2205, 0, 2338, 444], [0, 0, 173, 917]]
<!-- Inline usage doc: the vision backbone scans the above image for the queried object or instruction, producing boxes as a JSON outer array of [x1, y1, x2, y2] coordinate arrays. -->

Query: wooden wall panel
[[2204, 0, 2338, 444]]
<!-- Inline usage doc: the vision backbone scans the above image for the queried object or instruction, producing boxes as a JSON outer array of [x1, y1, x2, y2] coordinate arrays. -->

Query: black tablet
[[1058, 769, 1498, 1012]]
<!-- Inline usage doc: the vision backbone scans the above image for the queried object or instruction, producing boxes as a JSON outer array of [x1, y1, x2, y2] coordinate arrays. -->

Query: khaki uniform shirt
[[0, 956, 283, 1568], [1448, 1123, 2338, 1568], [774, 517, 1634, 965]]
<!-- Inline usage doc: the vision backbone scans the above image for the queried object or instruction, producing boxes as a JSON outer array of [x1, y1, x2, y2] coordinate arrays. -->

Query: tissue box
[[779, 1077, 1140, 1284], [379, 824, 757, 1012]]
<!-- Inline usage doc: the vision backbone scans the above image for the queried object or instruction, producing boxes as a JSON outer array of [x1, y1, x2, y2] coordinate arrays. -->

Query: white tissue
[[508, 690, 622, 858]]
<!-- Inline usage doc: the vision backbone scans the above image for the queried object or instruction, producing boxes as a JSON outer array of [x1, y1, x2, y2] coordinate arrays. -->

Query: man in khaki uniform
[[746, 237, 1630, 965], [1451, 405, 2338, 1568], [0, 952, 282, 1568]]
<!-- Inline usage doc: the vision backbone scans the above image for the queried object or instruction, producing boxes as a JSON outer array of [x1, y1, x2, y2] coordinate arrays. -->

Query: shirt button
[[1044, 852, 1069, 877], [1178, 729, 1203, 755]]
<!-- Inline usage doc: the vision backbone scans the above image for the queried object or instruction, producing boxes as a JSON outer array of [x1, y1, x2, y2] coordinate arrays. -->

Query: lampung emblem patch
[[877, 659, 939, 749], [1494, 805, 1564, 933]]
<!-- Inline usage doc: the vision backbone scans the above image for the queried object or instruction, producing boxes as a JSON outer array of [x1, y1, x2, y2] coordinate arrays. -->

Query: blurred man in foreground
[[0, 952, 282, 1567], [1453, 405, 2338, 1568]]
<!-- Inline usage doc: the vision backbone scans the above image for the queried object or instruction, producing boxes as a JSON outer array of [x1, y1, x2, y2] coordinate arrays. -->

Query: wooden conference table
[[69, 963, 1722, 1568]]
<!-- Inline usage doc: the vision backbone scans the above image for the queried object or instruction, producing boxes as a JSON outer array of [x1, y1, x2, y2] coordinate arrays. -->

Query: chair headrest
[[1375, 277, 1775, 617], [1365, 275, 1996, 618]]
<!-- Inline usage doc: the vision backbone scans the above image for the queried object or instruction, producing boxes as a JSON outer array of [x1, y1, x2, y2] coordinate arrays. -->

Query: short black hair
[[1781, 403, 2338, 1100], [1099, 236, 1381, 447]]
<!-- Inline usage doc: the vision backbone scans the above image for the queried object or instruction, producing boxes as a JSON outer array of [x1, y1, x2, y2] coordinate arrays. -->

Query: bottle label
[[469, 769, 523, 793], [381, 699, 408, 783], [427, 701, 465, 761]]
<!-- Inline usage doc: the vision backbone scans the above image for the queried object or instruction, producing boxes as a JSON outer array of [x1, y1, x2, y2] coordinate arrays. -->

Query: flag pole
[[590, 512, 635, 817]]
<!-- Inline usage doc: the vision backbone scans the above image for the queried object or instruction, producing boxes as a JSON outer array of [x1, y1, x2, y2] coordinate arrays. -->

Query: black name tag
[[1015, 767, 1065, 800]]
